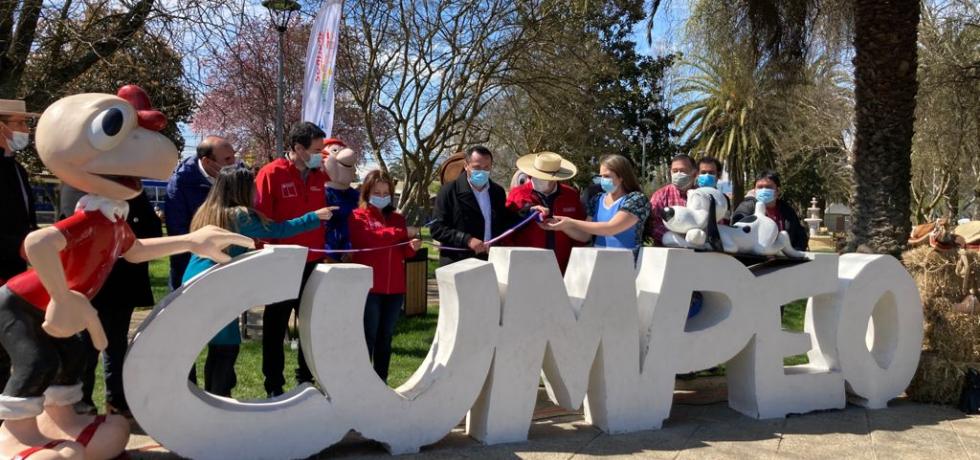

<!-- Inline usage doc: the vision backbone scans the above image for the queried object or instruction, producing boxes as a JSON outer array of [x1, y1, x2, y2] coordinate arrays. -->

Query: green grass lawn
[[149, 258, 169, 305], [782, 299, 809, 365]]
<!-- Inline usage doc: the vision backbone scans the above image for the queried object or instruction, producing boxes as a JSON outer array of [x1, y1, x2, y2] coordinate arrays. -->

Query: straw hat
[[0, 99, 40, 118], [516, 152, 577, 181], [438, 152, 467, 185], [955, 221, 980, 245]]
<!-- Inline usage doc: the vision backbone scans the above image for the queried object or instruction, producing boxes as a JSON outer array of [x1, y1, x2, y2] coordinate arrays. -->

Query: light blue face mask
[[7, 132, 29, 151], [697, 174, 718, 188], [369, 195, 392, 210], [469, 169, 490, 188], [756, 188, 776, 205], [306, 152, 323, 169], [599, 177, 617, 194]]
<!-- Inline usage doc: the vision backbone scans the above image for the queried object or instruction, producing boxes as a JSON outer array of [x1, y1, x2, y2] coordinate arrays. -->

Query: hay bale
[[902, 246, 980, 302], [902, 246, 980, 403], [923, 298, 980, 362], [907, 352, 979, 404]]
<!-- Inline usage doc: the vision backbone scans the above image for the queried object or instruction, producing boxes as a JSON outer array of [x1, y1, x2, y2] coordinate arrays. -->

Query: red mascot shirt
[[505, 182, 586, 274], [6, 210, 136, 310]]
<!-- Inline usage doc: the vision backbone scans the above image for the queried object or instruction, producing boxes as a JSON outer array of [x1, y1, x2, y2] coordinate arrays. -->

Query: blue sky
[[633, 1, 689, 58]]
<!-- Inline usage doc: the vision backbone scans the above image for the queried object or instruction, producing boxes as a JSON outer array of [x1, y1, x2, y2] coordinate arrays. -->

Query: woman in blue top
[[182, 166, 335, 397], [546, 154, 650, 259]]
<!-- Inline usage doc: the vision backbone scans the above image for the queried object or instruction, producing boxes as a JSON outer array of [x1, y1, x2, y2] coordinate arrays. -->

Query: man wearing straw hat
[[506, 152, 585, 273], [0, 99, 39, 283]]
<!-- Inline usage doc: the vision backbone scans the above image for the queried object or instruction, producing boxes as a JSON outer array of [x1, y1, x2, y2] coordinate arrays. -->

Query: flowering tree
[[192, 15, 382, 167]]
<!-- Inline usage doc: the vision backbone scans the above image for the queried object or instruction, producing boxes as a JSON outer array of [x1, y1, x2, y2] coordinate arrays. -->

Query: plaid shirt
[[647, 184, 688, 246]]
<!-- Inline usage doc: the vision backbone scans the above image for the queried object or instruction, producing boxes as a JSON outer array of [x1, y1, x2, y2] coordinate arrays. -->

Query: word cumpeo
[[124, 246, 922, 460]]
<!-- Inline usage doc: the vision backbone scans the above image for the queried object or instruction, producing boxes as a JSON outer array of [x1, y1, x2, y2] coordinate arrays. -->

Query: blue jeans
[[364, 293, 403, 383]]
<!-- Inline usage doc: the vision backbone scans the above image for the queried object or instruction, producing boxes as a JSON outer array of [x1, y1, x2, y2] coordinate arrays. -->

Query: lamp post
[[262, 0, 301, 161]]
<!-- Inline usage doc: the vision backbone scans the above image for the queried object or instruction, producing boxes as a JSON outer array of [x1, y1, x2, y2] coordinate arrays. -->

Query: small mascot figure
[[0, 86, 252, 460], [662, 188, 804, 258], [322, 140, 363, 258], [661, 187, 730, 250]]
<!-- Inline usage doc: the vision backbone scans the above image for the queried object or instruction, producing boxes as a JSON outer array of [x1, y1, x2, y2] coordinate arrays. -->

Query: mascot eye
[[89, 106, 128, 151]]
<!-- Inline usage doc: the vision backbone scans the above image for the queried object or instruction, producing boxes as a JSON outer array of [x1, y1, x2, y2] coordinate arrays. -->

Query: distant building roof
[[825, 203, 851, 215]]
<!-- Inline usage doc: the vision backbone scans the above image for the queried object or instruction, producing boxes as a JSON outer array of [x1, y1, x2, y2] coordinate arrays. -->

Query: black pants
[[262, 262, 317, 396], [80, 303, 135, 411], [0, 287, 88, 399], [363, 294, 403, 383], [203, 344, 239, 397], [190, 344, 240, 397]]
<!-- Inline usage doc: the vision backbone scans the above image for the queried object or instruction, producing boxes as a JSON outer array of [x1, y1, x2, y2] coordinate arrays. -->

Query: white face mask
[[671, 172, 692, 189], [530, 177, 556, 194], [6, 131, 29, 151]]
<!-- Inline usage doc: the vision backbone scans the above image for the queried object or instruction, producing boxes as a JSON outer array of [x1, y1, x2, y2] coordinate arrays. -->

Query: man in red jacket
[[506, 152, 585, 274], [254, 121, 329, 397]]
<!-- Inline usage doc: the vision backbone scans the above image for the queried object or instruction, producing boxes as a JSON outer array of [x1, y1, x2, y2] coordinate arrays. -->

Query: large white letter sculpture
[[123, 247, 345, 460], [124, 246, 923, 459]]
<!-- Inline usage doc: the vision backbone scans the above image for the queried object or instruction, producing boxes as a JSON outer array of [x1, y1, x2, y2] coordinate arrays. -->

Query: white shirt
[[471, 182, 492, 242], [198, 159, 215, 185]]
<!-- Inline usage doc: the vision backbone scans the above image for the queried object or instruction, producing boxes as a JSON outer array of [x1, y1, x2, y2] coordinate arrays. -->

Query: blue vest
[[326, 187, 360, 251]]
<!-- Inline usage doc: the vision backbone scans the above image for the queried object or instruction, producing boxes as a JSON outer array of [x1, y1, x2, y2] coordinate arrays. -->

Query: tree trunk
[[846, 0, 919, 256], [973, 185, 980, 220], [729, 154, 744, 203], [397, 160, 433, 226], [944, 168, 960, 218]]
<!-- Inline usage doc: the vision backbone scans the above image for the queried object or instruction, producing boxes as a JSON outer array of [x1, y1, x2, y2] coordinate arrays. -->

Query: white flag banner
[[302, 0, 343, 136]]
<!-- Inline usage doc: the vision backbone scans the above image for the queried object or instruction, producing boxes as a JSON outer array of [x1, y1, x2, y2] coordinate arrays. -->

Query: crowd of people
[[0, 99, 810, 409], [432, 148, 808, 270]]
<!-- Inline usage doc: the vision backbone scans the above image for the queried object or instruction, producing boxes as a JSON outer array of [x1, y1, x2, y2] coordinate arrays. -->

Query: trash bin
[[404, 247, 428, 316]]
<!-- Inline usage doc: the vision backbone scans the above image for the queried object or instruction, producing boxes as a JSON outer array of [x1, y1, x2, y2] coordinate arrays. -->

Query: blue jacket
[[182, 210, 321, 345], [165, 156, 213, 289]]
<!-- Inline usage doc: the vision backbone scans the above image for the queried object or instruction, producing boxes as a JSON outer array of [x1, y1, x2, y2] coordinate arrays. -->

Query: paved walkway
[[123, 382, 980, 459], [313, 401, 979, 459]]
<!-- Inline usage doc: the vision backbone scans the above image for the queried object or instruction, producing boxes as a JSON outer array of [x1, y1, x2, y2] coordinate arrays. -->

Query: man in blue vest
[[164, 136, 237, 289]]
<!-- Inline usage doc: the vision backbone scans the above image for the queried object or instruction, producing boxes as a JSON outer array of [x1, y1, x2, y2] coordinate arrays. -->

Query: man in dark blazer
[[431, 146, 531, 267], [61, 184, 162, 416]]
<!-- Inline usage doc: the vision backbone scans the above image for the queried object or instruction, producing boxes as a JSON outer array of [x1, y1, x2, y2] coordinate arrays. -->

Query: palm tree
[[850, 0, 919, 255], [657, 0, 920, 255], [672, 52, 779, 200]]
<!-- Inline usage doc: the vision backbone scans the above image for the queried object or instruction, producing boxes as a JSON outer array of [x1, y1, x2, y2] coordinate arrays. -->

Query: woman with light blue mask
[[545, 154, 650, 259], [731, 170, 809, 251], [348, 170, 422, 383]]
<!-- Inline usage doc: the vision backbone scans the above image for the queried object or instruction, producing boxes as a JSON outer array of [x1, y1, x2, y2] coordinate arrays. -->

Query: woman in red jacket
[[348, 170, 422, 383]]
